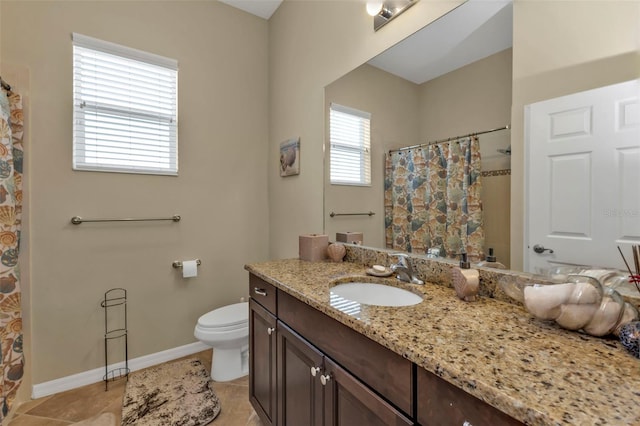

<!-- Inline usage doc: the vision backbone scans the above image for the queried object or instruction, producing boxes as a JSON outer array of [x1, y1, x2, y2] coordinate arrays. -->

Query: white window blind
[[72, 33, 178, 175], [329, 103, 371, 186]]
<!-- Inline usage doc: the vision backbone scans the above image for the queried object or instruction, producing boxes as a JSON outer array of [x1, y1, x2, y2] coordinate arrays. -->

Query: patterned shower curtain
[[0, 89, 24, 420], [384, 136, 484, 261]]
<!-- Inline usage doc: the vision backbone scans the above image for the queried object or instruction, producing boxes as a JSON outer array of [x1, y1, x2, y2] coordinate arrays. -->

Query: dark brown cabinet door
[[323, 357, 414, 426], [417, 368, 522, 426], [277, 322, 324, 426], [249, 299, 277, 426]]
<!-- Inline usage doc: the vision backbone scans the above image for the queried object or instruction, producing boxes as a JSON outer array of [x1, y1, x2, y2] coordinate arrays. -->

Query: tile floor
[[8, 350, 262, 426]]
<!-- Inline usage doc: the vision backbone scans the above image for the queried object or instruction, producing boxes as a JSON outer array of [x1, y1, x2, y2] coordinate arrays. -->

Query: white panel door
[[525, 79, 640, 273]]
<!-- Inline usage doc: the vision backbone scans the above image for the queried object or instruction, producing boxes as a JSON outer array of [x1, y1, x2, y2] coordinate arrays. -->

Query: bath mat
[[121, 358, 221, 426], [71, 412, 117, 426]]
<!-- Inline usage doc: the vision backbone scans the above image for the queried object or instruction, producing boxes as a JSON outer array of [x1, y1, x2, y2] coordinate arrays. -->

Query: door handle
[[310, 366, 321, 377], [533, 244, 554, 254], [267, 327, 275, 335]]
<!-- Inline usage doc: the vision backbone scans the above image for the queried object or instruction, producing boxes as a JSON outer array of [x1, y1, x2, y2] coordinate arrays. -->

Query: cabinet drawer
[[417, 368, 522, 426], [278, 291, 414, 416], [250, 274, 277, 314]]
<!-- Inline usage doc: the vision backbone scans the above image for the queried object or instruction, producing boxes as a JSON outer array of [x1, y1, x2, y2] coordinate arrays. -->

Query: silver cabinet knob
[[463, 421, 473, 426], [320, 374, 331, 386], [267, 327, 275, 335], [310, 366, 321, 377], [533, 244, 554, 254]]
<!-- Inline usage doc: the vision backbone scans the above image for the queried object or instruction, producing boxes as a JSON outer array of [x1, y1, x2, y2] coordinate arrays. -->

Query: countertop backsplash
[[342, 244, 640, 310]]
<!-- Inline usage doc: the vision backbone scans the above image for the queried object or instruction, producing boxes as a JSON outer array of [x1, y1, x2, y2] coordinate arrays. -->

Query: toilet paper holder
[[172, 259, 202, 269]]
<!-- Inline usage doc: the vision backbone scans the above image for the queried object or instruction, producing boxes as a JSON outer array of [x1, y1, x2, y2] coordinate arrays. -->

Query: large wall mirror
[[324, 1, 513, 267]]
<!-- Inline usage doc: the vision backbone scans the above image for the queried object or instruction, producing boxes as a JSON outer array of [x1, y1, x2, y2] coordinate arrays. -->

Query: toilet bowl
[[194, 301, 249, 382]]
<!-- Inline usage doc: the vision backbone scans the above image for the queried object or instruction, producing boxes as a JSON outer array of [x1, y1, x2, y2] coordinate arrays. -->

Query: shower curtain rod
[[388, 125, 510, 154]]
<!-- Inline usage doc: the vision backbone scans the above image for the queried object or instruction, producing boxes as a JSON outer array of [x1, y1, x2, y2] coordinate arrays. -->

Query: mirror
[[324, 0, 513, 267]]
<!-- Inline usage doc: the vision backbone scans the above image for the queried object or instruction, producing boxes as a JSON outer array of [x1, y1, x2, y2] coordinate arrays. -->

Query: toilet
[[194, 301, 249, 382]]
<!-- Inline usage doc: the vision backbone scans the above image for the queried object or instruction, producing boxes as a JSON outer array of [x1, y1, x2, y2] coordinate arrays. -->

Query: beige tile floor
[[8, 350, 262, 426]]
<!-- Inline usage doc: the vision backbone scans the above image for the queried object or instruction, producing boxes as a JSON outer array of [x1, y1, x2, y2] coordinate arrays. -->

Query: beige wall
[[324, 64, 420, 248], [1, 0, 269, 388], [510, 1, 640, 270], [482, 173, 511, 268], [268, 0, 465, 259], [418, 49, 512, 143]]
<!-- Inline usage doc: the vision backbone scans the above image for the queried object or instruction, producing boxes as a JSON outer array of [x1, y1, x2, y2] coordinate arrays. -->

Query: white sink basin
[[330, 282, 422, 307]]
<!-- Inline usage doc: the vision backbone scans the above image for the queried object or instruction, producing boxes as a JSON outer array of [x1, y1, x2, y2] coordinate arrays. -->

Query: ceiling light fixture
[[366, 1, 383, 16], [366, 0, 417, 31]]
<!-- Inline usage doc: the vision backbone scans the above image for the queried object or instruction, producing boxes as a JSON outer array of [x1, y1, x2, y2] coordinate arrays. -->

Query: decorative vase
[[499, 273, 639, 337], [327, 243, 346, 262]]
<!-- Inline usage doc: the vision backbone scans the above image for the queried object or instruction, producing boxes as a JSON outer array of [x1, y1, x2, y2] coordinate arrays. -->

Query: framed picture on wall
[[280, 137, 300, 177]]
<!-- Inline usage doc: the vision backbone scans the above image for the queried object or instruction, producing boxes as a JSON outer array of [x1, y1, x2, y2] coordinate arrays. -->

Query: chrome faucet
[[390, 253, 424, 285]]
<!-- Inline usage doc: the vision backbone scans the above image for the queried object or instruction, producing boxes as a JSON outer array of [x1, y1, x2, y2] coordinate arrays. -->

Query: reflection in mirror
[[324, 0, 513, 267]]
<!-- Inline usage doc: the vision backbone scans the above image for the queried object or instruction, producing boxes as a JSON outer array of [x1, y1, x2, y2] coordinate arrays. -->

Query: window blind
[[329, 103, 371, 186], [72, 33, 178, 175]]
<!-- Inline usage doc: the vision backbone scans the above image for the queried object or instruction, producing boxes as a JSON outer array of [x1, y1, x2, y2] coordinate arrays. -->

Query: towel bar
[[329, 211, 375, 218], [71, 215, 181, 225]]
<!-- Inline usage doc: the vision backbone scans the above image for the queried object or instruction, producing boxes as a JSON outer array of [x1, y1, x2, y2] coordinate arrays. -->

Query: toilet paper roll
[[182, 260, 198, 278]]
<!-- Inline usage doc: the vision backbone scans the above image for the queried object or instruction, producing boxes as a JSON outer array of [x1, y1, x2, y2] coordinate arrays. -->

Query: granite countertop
[[245, 259, 640, 426]]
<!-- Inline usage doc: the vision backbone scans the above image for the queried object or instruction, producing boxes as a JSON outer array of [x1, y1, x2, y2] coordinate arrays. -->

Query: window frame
[[329, 103, 372, 187], [72, 33, 179, 176]]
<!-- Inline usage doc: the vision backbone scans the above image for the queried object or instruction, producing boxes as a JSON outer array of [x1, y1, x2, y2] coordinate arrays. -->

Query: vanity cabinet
[[249, 274, 414, 426], [278, 322, 412, 426], [249, 277, 278, 426], [277, 290, 414, 416], [416, 367, 523, 426], [249, 273, 522, 426]]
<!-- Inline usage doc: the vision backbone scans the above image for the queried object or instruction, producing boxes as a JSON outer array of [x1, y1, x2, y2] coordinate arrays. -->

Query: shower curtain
[[384, 136, 484, 261], [0, 88, 24, 420]]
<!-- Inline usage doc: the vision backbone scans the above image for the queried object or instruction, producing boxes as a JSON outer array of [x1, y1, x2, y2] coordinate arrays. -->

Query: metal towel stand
[[102, 288, 128, 391]]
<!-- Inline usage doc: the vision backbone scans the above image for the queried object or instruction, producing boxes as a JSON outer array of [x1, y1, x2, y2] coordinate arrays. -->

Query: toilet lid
[[197, 302, 248, 329]]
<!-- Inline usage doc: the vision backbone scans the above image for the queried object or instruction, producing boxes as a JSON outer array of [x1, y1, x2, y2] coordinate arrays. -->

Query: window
[[72, 33, 178, 175], [329, 103, 371, 186]]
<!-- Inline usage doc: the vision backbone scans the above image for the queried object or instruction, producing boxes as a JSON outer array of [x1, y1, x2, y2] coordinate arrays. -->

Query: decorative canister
[[299, 234, 329, 262]]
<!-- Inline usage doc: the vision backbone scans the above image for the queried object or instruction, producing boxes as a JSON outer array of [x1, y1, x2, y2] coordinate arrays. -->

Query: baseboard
[[32, 341, 210, 399]]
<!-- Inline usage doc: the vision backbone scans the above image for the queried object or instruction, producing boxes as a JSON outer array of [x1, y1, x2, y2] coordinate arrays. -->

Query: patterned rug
[[122, 358, 221, 425]]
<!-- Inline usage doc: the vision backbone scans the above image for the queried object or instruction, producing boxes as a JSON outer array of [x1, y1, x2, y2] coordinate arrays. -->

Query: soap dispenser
[[452, 253, 480, 302], [477, 248, 507, 269]]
